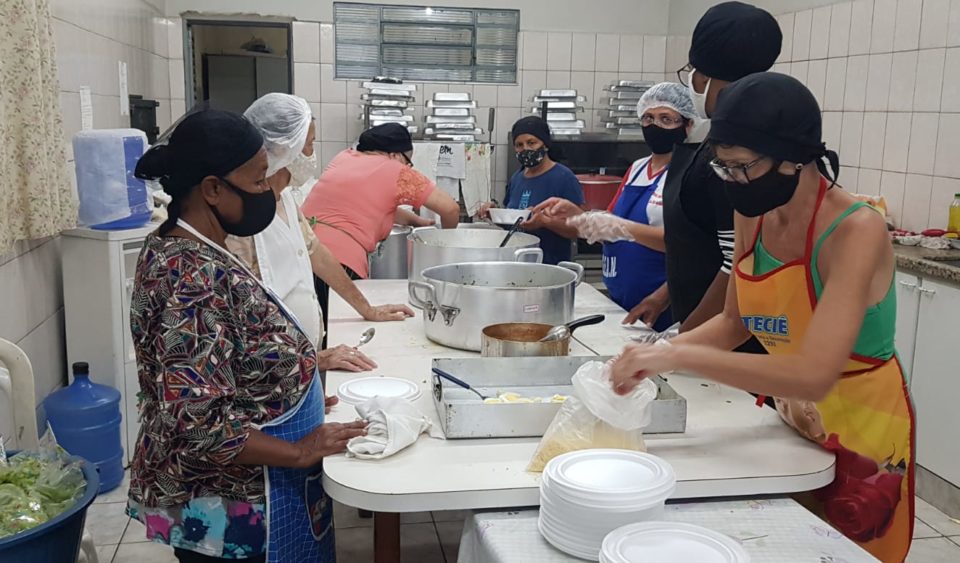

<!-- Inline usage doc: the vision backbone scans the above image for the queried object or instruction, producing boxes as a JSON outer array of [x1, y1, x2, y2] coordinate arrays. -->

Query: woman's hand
[[623, 291, 670, 327], [295, 421, 368, 467], [532, 197, 585, 220], [324, 395, 339, 415], [318, 345, 377, 372], [477, 201, 497, 219], [362, 303, 415, 322], [609, 342, 679, 395]]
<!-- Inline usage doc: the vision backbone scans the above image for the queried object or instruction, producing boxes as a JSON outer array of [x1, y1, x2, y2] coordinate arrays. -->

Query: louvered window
[[334, 3, 519, 84]]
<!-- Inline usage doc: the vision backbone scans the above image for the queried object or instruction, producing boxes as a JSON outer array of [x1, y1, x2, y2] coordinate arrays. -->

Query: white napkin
[[346, 397, 440, 460]]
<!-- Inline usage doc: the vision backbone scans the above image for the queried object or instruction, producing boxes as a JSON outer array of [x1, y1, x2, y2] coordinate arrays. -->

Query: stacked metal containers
[[600, 80, 653, 136], [423, 92, 483, 142], [530, 89, 586, 136], [360, 79, 418, 135]]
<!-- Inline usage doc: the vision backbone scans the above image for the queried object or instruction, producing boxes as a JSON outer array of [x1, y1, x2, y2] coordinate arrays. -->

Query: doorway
[[185, 20, 292, 114]]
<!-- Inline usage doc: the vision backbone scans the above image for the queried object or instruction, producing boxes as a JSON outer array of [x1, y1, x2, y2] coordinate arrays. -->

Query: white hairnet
[[244, 93, 313, 176], [636, 82, 698, 121]]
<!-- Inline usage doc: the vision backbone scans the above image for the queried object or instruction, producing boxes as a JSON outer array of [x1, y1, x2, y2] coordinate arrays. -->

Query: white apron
[[254, 190, 324, 348]]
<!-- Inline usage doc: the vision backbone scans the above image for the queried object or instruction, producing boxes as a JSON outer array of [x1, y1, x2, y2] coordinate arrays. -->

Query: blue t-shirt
[[505, 163, 585, 265]]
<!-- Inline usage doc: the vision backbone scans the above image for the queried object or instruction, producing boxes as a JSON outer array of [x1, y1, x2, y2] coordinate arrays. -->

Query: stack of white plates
[[538, 449, 677, 561], [600, 521, 751, 563], [337, 376, 421, 405]]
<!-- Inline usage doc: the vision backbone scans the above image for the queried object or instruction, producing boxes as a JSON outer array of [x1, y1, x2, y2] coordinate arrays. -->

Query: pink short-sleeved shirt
[[301, 150, 436, 277]]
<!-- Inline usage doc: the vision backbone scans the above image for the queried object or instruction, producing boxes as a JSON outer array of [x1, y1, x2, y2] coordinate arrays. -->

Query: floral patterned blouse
[[127, 233, 316, 558]]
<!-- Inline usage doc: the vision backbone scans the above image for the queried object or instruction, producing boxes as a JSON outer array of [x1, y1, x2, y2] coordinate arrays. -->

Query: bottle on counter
[[949, 194, 960, 233]]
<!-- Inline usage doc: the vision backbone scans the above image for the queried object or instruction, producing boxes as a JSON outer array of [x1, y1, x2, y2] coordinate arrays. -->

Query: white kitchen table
[[458, 499, 879, 563], [322, 280, 835, 562]]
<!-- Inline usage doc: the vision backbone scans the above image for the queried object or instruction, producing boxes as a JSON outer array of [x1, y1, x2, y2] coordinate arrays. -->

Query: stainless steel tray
[[530, 100, 580, 109], [425, 115, 476, 124], [431, 107, 471, 117], [432, 356, 687, 439], [363, 81, 416, 92], [608, 91, 644, 100], [427, 100, 478, 109], [538, 89, 577, 98], [427, 134, 477, 141], [363, 93, 415, 102], [605, 110, 636, 118], [533, 95, 587, 104], [369, 108, 404, 117], [609, 80, 654, 89], [434, 92, 472, 101], [424, 127, 484, 135], [366, 99, 409, 108]]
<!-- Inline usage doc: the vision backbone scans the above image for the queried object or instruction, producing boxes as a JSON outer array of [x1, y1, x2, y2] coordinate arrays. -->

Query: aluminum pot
[[480, 314, 606, 357], [408, 226, 543, 289], [368, 224, 413, 279], [408, 261, 584, 351]]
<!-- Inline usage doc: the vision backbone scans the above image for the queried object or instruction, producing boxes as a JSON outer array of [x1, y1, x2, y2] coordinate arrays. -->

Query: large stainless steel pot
[[407, 227, 543, 285], [368, 225, 413, 279], [408, 261, 584, 351]]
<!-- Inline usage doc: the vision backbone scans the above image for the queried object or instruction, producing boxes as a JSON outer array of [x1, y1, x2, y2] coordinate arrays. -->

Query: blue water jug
[[44, 362, 124, 493], [73, 129, 152, 230]]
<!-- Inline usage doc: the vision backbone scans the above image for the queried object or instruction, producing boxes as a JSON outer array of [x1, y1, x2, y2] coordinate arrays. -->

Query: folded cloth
[[346, 397, 440, 460]]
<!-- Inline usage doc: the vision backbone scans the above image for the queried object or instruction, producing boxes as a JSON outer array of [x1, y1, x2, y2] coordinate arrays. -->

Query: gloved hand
[[567, 212, 634, 244], [346, 397, 441, 460]]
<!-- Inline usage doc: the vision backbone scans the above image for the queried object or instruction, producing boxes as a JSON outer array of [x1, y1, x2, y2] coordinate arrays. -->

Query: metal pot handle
[[408, 225, 439, 243], [513, 248, 544, 264], [408, 281, 438, 321], [558, 261, 585, 286]]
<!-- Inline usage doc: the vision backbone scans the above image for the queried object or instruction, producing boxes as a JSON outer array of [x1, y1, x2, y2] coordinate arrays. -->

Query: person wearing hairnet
[[663, 1, 781, 346], [611, 73, 914, 562], [533, 83, 697, 331], [228, 93, 415, 374]]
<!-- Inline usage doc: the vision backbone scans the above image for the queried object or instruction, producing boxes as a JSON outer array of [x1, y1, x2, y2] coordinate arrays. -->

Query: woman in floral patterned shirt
[[128, 110, 366, 562]]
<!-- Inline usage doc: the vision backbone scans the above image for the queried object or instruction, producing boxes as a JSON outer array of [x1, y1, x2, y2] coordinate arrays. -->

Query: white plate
[[488, 208, 530, 225], [601, 521, 750, 563], [546, 450, 676, 506], [337, 376, 421, 405], [539, 515, 599, 561]]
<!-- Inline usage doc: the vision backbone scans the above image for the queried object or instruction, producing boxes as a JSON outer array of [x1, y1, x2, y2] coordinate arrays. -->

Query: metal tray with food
[[431, 356, 687, 439], [426, 100, 478, 109]]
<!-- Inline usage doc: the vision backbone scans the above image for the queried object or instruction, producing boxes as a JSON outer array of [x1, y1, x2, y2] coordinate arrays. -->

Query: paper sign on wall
[[118, 61, 129, 117], [79, 87, 93, 130], [436, 143, 466, 179]]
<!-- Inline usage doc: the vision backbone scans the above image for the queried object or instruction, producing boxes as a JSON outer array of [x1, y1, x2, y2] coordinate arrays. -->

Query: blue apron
[[602, 160, 673, 331], [177, 220, 335, 563]]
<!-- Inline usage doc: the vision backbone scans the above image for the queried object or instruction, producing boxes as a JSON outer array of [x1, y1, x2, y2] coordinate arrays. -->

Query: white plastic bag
[[527, 361, 657, 472]]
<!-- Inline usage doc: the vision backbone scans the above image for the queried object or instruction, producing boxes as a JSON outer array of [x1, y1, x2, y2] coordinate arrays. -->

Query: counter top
[[894, 245, 960, 284], [321, 280, 834, 513]]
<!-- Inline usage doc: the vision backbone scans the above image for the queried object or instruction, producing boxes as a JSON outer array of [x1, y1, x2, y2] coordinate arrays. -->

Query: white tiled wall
[[291, 25, 671, 201], [0, 0, 175, 443], [763, 0, 960, 232]]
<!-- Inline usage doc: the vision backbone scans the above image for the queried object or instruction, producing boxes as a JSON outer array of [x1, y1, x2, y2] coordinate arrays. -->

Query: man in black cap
[[663, 1, 781, 340]]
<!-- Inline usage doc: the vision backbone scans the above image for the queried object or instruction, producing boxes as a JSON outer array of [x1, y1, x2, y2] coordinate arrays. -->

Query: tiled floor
[[87, 476, 960, 562]]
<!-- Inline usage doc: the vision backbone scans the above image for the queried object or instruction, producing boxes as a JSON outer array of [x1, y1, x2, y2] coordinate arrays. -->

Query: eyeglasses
[[708, 156, 769, 184], [676, 63, 694, 87], [401, 153, 414, 167], [640, 114, 686, 128]]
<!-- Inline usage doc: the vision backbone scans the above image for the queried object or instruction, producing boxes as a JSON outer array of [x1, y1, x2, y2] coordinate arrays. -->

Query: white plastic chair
[[0, 338, 98, 563]]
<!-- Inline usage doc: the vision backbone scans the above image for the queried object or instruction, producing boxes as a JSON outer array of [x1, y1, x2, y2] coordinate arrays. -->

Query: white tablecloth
[[457, 498, 879, 562]]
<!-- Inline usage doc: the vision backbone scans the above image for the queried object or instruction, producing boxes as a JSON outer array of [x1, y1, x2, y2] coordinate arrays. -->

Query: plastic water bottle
[[73, 129, 152, 230], [43, 363, 124, 492]]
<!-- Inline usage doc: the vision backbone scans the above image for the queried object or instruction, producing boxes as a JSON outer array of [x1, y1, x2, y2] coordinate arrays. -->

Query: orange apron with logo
[[735, 182, 915, 562]]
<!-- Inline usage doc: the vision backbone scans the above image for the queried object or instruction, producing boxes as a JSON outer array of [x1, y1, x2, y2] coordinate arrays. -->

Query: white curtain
[[0, 0, 77, 254]]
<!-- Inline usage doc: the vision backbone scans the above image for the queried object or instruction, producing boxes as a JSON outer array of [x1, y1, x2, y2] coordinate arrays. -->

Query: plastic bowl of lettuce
[[0, 449, 98, 562]]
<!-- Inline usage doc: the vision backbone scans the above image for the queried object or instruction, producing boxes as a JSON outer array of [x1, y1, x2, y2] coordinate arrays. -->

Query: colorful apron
[[733, 182, 915, 562], [603, 160, 672, 331], [177, 219, 336, 563]]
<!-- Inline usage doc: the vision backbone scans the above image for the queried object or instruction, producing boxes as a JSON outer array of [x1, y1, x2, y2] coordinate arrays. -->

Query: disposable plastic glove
[[567, 211, 634, 244]]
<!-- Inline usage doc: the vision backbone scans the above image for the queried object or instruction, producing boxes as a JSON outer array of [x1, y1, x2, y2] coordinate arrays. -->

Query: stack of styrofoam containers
[[423, 92, 482, 142], [360, 79, 418, 135], [600, 80, 653, 136], [530, 89, 586, 136]]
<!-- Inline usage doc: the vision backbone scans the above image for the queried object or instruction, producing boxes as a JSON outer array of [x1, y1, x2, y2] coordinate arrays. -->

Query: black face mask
[[723, 164, 801, 218], [641, 124, 687, 155], [211, 177, 277, 236], [516, 147, 547, 168]]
